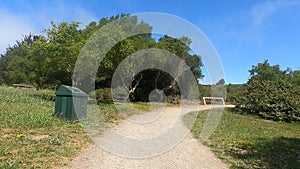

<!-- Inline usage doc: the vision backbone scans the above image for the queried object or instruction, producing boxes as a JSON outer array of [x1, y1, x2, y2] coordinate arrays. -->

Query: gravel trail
[[62, 105, 231, 169]]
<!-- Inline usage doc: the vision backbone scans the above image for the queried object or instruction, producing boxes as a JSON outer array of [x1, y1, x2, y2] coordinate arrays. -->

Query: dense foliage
[[0, 14, 203, 101], [235, 60, 300, 122], [226, 84, 245, 103]]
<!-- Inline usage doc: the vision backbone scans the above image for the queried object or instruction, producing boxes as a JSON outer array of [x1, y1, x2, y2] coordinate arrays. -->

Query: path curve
[[62, 105, 232, 169]]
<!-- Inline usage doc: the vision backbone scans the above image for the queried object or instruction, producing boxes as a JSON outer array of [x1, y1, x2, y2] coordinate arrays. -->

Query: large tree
[[45, 21, 84, 86]]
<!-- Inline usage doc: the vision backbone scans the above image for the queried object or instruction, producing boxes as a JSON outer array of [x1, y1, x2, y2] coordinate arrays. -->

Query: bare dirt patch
[[29, 134, 50, 141]]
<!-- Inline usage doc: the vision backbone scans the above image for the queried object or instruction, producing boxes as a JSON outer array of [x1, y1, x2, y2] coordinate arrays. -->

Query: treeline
[[0, 14, 203, 101], [199, 83, 244, 103], [235, 60, 300, 122]]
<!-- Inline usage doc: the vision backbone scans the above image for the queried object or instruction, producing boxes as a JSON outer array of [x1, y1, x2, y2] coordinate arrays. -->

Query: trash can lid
[[55, 85, 88, 97]]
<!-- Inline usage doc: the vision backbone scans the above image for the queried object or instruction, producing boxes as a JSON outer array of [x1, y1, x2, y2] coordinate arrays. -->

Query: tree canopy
[[0, 14, 204, 101]]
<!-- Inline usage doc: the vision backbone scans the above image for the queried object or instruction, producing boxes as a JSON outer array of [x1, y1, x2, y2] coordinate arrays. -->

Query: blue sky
[[0, 0, 299, 84]]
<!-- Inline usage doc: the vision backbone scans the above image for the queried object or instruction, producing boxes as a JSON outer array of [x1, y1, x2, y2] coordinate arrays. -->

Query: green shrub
[[226, 84, 245, 104], [166, 95, 180, 104], [235, 60, 300, 122], [235, 79, 300, 122], [88, 90, 96, 99], [95, 88, 112, 103]]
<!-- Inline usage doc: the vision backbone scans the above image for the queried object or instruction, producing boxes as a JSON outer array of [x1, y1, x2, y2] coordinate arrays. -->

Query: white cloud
[[0, 9, 37, 55], [251, 0, 299, 26], [0, 2, 98, 55]]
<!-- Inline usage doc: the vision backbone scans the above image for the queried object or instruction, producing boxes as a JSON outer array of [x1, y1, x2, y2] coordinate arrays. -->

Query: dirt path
[[62, 105, 232, 169]]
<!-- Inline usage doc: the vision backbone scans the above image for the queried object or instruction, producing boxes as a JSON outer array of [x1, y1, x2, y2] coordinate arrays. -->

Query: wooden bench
[[12, 84, 34, 88]]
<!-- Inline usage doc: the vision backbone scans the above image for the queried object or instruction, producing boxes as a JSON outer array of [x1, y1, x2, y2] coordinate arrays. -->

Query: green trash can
[[54, 85, 88, 121]]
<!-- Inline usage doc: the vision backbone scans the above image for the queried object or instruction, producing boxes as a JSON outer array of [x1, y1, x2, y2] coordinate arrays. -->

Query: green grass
[[0, 86, 93, 168], [0, 86, 156, 168], [184, 108, 300, 169]]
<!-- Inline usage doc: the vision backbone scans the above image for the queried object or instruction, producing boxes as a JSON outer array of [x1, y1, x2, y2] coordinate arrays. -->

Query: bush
[[95, 88, 112, 103], [235, 60, 300, 122], [226, 84, 245, 104], [166, 95, 180, 104], [88, 90, 96, 99], [235, 79, 300, 122]]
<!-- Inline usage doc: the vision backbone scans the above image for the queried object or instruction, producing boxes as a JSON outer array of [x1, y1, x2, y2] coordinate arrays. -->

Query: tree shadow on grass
[[228, 137, 300, 169]]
